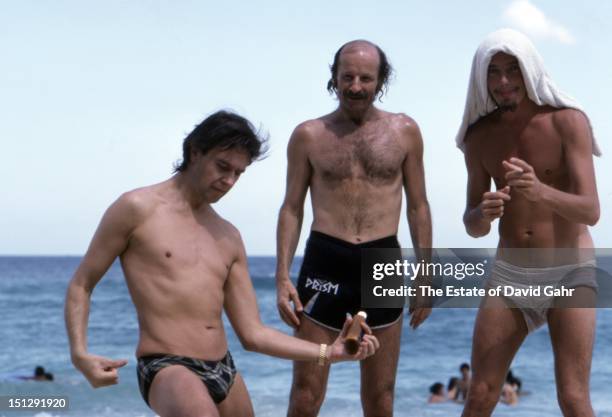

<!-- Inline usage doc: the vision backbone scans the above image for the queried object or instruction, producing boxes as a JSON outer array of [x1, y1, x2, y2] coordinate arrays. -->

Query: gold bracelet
[[318, 344, 327, 366]]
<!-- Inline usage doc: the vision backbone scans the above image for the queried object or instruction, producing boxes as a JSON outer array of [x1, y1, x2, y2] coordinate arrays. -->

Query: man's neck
[[172, 173, 210, 210], [336, 104, 379, 126]]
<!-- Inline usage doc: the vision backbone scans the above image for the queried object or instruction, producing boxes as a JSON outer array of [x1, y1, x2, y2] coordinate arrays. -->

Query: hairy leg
[[286, 317, 337, 417], [360, 316, 402, 417]]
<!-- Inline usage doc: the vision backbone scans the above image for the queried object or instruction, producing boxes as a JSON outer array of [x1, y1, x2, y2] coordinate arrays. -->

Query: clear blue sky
[[1, 1, 609, 255]]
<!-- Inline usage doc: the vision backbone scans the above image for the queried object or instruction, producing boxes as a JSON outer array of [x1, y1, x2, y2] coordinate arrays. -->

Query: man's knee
[[289, 376, 326, 413], [557, 387, 592, 416], [465, 380, 500, 412], [363, 395, 393, 417], [362, 380, 394, 416]]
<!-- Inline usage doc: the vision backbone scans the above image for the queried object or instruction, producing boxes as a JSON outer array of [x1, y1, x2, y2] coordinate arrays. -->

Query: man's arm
[[64, 193, 140, 387], [400, 117, 433, 328], [225, 233, 379, 362], [463, 131, 510, 237], [504, 110, 599, 225], [275, 123, 313, 327], [401, 118, 432, 254]]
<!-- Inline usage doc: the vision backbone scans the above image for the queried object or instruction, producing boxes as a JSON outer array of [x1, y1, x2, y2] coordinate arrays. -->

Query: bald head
[[327, 39, 393, 99], [339, 40, 379, 56]]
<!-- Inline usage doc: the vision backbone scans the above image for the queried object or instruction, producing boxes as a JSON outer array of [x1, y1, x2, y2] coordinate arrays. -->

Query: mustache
[[494, 87, 519, 95], [343, 90, 369, 100]]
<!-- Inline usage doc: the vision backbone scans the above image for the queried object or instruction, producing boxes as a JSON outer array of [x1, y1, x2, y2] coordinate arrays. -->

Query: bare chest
[[129, 208, 233, 279], [312, 129, 405, 184], [481, 121, 566, 188]]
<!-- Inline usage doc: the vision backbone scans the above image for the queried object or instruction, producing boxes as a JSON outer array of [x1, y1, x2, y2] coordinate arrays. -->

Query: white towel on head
[[455, 28, 601, 156]]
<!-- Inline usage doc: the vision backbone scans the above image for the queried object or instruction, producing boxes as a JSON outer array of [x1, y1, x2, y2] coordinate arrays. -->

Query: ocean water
[[1, 256, 611, 417]]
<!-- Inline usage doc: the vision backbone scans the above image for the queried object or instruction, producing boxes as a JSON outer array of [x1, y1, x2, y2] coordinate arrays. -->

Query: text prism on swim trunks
[[305, 277, 339, 295]]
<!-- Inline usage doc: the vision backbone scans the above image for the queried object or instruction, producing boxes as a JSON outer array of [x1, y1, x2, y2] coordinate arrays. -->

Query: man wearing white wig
[[458, 29, 601, 417]]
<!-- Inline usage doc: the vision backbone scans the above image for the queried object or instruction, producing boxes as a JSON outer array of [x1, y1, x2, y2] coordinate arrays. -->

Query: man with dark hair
[[18, 366, 54, 381], [276, 40, 432, 417], [174, 110, 264, 173], [65, 110, 379, 417], [458, 363, 471, 401], [458, 29, 601, 417], [428, 382, 445, 404]]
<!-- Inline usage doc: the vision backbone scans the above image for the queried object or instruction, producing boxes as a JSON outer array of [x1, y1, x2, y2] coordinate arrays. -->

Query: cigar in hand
[[344, 311, 368, 355]]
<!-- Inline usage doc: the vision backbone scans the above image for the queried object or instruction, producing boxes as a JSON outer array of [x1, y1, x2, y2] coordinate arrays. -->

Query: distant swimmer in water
[[65, 111, 379, 417], [447, 377, 460, 402], [428, 382, 446, 404], [500, 370, 524, 406], [506, 370, 522, 395], [17, 366, 54, 381], [500, 382, 518, 406], [457, 363, 471, 401]]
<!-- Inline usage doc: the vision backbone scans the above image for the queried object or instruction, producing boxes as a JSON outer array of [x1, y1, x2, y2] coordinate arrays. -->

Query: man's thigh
[[218, 373, 254, 417], [292, 316, 337, 387], [547, 306, 595, 387], [148, 365, 219, 417], [360, 316, 402, 394], [471, 297, 528, 385], [554, 284, 597, 308]]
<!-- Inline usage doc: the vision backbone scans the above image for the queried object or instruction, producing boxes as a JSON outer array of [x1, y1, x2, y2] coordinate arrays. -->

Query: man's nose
[[221, 174, 237, 187], [349, 80, 363, 92]]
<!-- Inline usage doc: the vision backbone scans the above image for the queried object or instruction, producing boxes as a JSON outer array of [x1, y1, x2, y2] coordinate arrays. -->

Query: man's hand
[[409, 307, 432, 329], [329, 315, 380, 362], [72, 353, 128, 388], [276, 276, 303, 328], [503, 157, 542, 202], [409, 293, 432, 329], [479, 185, 511, 221]]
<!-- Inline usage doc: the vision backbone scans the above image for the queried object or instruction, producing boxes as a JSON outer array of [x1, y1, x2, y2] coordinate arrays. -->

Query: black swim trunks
[[137, 351, 236, 407], [296, 231, 404, 331]]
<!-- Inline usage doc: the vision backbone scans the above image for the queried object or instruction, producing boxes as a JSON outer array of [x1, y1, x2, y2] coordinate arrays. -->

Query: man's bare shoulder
[[388, 112, 419, 132], [210, 215, 244, 259], [286, 119, 324, 156], [464, 116, 493, 153], [550, 108, 591, 145], [217, 215, 242, 241], [122, 183, 164, 209], [113, 182, 168, 225], [292, 118, 328, 140], [387, 112, 422, 150]]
